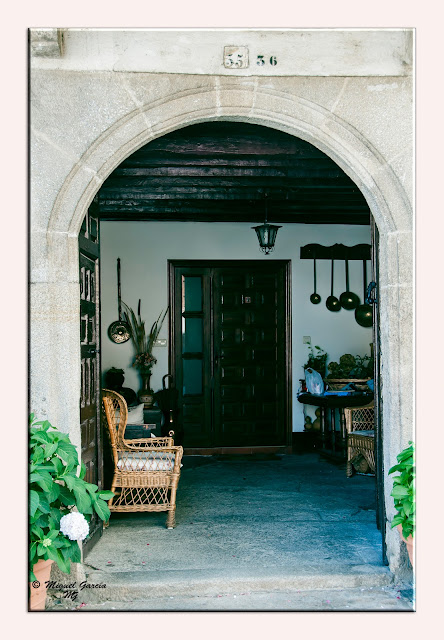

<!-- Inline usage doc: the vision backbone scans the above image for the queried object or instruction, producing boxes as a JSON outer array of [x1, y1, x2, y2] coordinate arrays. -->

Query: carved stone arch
[[39, 83, 412, 573], [48, 85, 411, 242]]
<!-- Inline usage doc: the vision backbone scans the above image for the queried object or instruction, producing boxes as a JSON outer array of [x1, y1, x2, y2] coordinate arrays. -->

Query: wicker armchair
[[344, 402, 375, 477], [102, 389, 183, 528]]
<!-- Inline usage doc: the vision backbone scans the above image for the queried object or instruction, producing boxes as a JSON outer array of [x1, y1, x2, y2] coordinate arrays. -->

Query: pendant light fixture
[[252, 194, 281, 255]]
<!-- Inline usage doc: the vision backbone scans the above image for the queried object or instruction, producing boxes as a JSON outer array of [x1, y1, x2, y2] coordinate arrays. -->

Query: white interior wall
[[100, 221, 372, 431]]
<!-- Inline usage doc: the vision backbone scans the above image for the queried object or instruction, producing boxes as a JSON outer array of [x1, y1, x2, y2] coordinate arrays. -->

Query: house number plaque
[[224, 46, 249, 69], [223, 46, 277, 69]]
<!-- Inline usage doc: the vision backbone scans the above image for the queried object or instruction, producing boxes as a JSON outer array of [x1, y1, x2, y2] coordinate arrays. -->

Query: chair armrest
[[173, 446, 183, 472], [121, 437, 157, 448], [121, 437, 173, 449]]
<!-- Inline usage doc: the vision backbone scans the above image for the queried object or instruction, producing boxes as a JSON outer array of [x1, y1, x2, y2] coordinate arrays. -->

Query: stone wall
[[30, 29, 414, 577]]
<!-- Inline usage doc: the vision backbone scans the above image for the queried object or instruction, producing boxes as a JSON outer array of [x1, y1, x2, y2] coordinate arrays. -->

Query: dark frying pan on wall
[[355, 260, 373, 328], [108, 258, 131, 343], [339, 259, 360, 310], [310, 258, 321, 304], [326, 259, 341, 312]]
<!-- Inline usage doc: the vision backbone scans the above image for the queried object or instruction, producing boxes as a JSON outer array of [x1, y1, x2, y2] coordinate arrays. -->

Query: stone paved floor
[[46, 453, 414, 611]]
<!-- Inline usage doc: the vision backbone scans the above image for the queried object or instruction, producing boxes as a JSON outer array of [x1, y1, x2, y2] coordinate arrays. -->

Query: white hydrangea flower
[[60, 512, 90, 541]]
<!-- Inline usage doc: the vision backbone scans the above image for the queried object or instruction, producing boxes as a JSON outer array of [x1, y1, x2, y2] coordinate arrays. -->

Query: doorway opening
[[79, 121, 383, 561], [169, 259, 291, 452]]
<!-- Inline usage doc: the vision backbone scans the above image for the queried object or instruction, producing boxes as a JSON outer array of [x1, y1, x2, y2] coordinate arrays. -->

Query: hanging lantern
[[252, 198, 281, 255]]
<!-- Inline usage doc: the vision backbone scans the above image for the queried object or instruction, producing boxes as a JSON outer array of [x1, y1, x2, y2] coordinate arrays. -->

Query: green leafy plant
[[29, 415, 114, 581], [326, 353, 373, 379], [304, 344, 328, 377], [122, 301, 168, 371], [388, 441, 415, 540]]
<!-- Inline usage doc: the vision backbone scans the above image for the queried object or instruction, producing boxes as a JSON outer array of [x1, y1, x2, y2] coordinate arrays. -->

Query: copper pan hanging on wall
[[108, 258, 131, 343]]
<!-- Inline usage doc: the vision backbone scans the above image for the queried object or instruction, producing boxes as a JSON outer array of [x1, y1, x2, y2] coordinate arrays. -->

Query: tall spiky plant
[[122, 301, 168, 370]]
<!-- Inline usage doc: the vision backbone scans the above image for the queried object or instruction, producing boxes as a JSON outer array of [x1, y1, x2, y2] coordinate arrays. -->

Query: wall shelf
[[300, 243, 371, 260]]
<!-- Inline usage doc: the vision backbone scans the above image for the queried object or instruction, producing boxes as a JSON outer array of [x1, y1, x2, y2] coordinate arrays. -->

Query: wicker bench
[[102, 388, 183, 528]]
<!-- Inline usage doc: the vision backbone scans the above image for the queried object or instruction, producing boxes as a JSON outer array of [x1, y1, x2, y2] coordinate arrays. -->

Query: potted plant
[[388, 441, 415, 567], [303, 344, 328, 377], [29, 414, 114, 610], [122, 301, 168, 406]]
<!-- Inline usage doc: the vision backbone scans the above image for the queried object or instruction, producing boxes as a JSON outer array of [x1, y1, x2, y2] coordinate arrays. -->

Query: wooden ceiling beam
[[101, 177, 357, 190], [99, 211, 370, 224], [99, 200, 369, 214], [99, 191, 366, 203], [132, 139, 326, 157], [97, 122, 370, 226], [117, 154, 338, 168], [108, 165, 346, 178]]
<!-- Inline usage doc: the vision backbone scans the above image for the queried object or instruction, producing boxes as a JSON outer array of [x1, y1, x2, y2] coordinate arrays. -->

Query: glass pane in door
[[183, 359, 203, 395], [182, 276, 202, 312], [182, 317, 203, 353]]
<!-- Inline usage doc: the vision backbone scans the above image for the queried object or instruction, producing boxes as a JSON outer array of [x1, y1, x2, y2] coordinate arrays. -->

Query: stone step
[[47, 584, 413, 612], [50, 564, 394, 605]]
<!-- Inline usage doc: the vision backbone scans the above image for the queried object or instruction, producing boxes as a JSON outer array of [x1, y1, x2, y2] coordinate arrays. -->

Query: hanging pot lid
[[108, 258, 131, 343]]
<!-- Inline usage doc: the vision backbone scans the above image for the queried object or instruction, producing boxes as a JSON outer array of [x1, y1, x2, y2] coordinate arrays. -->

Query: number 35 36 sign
[[223, 46, 277, 69]]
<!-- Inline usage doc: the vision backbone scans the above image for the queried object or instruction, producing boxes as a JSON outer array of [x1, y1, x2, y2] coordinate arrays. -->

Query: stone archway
[[32, 83, 413, 573], [49, 85, 409, 239]]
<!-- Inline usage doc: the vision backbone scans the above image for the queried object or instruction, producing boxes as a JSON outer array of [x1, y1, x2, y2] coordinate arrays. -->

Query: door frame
[[371, 219, 387, 564], [168, 259, 292, 454]]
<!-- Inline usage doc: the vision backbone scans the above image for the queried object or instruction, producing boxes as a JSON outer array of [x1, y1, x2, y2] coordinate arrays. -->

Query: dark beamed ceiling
[[98, 122, 370, 225]]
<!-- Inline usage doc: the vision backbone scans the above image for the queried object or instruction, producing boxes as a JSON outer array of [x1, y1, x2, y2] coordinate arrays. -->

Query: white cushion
[[126, 403, 145, 425], [117, 451, 176, 471]]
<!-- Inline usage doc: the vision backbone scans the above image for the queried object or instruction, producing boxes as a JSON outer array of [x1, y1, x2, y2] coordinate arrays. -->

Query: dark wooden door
[[170, 260, 291, 449], [79, 198, 103, 554]]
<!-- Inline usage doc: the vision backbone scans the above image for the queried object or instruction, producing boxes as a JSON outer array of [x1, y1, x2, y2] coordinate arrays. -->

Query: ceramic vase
[[139, 370, 154, 407]]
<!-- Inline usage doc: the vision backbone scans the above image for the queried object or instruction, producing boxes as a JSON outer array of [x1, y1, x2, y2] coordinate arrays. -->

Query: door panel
[[213, 265, 286, 447], [80, 252, 98, 478], [79, 198, 103, 555], [170, 261, 290, 449], [172, 267, 213, 447]]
